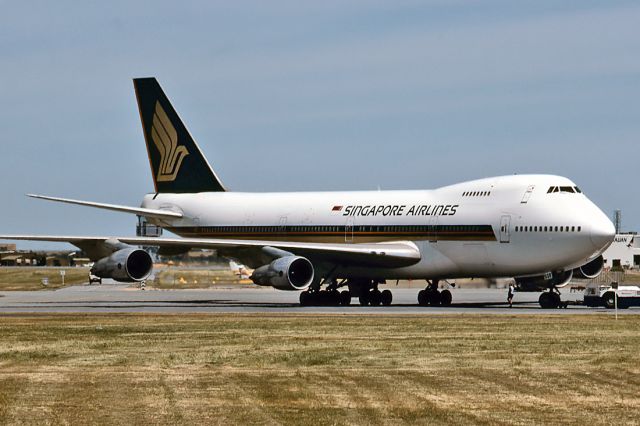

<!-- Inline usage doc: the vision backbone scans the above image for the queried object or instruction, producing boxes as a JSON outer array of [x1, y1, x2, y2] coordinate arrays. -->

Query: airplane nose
[[590, 217, 615, 251]]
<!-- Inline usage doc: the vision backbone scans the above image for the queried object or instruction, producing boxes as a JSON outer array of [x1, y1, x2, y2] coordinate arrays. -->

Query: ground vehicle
[[583, 282, 640, 309]]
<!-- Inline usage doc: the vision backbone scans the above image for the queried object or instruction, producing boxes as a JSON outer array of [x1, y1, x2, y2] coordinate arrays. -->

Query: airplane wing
[[26, 194, 183, 220], [0, 235, 421, 269]]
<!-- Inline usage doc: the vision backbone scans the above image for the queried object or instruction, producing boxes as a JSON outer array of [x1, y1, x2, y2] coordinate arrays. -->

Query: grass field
[[0, 314, 639, 425], [0, 267, 90, 291], [149, 268, 246, 289]]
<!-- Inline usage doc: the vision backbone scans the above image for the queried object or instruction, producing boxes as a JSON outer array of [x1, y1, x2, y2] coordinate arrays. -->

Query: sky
[[1, 1, 639, 249]]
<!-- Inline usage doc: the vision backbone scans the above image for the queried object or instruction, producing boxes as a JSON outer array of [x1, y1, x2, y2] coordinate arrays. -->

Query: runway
[[0, 283, 636, 314]]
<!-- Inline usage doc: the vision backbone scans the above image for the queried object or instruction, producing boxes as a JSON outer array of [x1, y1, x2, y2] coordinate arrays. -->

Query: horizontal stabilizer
[[27, 194, 183, 220]]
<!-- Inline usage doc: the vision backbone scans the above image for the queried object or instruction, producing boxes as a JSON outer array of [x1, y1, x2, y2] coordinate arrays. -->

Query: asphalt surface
[[0, 283, 637, 314]]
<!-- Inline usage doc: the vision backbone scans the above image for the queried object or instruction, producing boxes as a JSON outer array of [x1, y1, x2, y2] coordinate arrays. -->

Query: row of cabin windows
[[194, 225, 489, 233], [547, 186, 582, 194], [462, 191, 491, 197], [514, 225, 582, 233]]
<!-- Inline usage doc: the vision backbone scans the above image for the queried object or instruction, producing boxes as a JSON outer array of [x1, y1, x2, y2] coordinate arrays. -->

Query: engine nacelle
[[515, 270, 573, 292], [574, 255, 604, 279], [250, 256, 314, 291], [91, 248, 153, 282]]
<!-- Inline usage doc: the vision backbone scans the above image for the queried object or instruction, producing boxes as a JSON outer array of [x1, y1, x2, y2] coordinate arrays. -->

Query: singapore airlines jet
[[1, 78, 616, 309]]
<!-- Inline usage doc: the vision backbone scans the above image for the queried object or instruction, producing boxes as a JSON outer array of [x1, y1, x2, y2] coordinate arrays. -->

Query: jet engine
[[515, 270, 573, 291], [91, 248, 153, 282], [250, 256, 314, 291], [573, 255, 604, 279]]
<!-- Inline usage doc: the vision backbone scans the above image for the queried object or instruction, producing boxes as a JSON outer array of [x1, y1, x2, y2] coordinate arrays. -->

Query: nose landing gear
[[538, 287, 569, 309]]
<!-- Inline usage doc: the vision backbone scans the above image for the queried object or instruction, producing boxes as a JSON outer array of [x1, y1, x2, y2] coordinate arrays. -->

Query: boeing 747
[[1, 78, 616, 308]]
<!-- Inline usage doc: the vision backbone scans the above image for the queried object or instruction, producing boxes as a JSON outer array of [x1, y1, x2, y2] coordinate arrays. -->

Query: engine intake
[[91, 248, 153, 282], [250, 256, 314, 291], [574, 255, 604, 279]]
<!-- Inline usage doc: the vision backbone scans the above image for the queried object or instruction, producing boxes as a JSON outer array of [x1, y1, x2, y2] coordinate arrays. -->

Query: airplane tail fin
[[133, 77, 226, 193]]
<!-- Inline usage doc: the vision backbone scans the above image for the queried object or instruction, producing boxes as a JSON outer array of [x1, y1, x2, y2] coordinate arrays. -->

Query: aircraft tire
[[418, 290, 427, 306], [539, 292, 560, 309], [370, 290, 382, 306], [440, 290, 452, 306], [340, 290, 351, 306], [539, 292, 551, 309], [329, 291, 340, 306], [300, 291, 311, 307], [429, 291, 442, 306], [359, 294, 370, 306], [381, 289, 392, 306]]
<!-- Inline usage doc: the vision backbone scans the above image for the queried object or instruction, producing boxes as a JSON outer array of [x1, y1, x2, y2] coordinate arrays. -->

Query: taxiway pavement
[[0, 283, 636, 314]]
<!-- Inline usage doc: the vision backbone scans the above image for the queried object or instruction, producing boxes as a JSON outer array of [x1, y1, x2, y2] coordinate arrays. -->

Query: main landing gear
[[298, 279, 393, 307], [299, 289, 352, 306], [417, 280, 452, 307], [538, 287, 568, 309]]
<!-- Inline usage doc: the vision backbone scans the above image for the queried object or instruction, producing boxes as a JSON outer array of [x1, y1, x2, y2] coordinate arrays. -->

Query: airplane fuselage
[[142, 174, 614, 280]]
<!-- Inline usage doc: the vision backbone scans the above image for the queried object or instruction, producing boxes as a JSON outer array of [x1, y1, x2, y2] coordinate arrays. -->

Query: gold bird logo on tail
[[151, 101, 189, 182]]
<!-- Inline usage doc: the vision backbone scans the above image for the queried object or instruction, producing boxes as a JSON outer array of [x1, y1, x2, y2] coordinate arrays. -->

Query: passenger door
[[345, 217, 354, 243], [521, 185, 535, 204], [499, 215, 511, 243]]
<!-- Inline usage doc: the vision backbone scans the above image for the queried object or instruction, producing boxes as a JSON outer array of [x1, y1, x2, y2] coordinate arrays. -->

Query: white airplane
[[1, 78, 615, 308]]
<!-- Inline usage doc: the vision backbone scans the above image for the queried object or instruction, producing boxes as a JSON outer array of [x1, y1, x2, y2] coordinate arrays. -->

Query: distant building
[[602, 233, 640, 270], [0, 252, 38, 266], [0, 243, 17, 252]]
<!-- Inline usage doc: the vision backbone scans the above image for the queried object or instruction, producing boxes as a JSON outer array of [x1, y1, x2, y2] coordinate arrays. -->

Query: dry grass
[[149, 269, 247, 289], [0, 314, 639, 425], [0, 268, 90, 291]]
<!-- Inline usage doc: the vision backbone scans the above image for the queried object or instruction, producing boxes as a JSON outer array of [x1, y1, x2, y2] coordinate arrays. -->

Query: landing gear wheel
[[339, 290, 352, 306], [369, 290, 382, 306], [418, 290, 427, 306], [603, 292, 616, 309], [440, 290, 452, 307], [381, 289, 393, 306], [359, 294, 370, 306], [539, 292, 551, 309], [300, 291, 311, 307], [539, 292, 560, 309], [429, 291, 442, 306], [330, 290, 341, 306]]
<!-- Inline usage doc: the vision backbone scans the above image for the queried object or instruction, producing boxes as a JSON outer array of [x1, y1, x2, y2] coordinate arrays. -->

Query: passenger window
[[578, 226, 581, 232], [544, 226, 547, 232], [571, 226, 575, 232]]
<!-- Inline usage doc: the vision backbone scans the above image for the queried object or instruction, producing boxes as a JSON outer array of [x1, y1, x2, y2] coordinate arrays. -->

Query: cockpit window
[[548, 185, 580, 194]]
